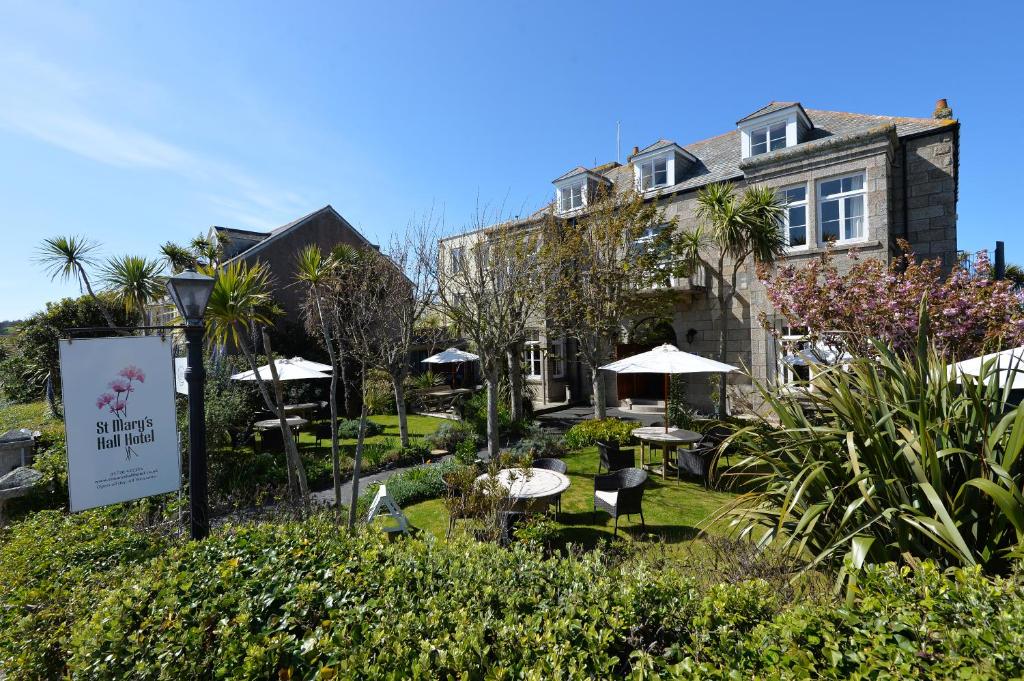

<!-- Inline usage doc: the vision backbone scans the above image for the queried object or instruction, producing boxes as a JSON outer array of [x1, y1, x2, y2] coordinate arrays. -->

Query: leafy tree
[[433, 213, 541, 459], [760, 242, 1024, 360], [0, 296, 131, 403], [681, 182, 785, 416], [538, 187, 670, 419], [99, 255, 164, 325], [295, 244, 344, 522], [35, 236, 119, 331], [203, 260, 310, 510]]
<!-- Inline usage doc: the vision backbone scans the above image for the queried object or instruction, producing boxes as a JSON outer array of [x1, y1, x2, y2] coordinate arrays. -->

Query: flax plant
[[716, 305, 1024, 579]]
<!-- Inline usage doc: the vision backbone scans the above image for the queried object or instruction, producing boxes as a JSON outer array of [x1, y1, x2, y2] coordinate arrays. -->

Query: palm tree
[[203, 260, 310, 508], [100, 255, 164, 326], [36, 236, 119, 330], [160, 242, 197, 273], [691, 182, 785, 417], [295, 244, 344, 524]]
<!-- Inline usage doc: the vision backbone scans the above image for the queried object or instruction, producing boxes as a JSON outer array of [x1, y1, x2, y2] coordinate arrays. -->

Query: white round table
[[632, 427, 702, 480], [254, 416, 308, 430], [476, 467, 571, 512]]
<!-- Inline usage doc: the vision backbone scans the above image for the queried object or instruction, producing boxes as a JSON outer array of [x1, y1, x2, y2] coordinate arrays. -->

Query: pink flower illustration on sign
[[96, 365, 146, 417]]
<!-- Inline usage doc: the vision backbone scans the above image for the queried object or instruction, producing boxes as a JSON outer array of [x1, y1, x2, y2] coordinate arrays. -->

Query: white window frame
[[549, 339, 565, 379], [558, 181, 585, 213], [750, 122, 788, 156], [817, 173, 867, 245], [778, 325, 811, 386], [778, 184, 808, 250], [639, 157, 668, 190], [523, 340, 543, 379], [449, 246, 464, 274]]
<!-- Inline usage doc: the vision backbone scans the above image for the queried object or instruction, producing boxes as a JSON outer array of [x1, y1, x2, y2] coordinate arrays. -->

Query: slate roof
[[736, 101, 807, 124], [632, 139, 678, 156], [223, 205, 377, 263], [445, 103, 956, 237]]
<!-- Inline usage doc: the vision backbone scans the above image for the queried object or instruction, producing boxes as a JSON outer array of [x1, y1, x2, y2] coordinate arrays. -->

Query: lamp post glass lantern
[[166, 270, 215, 539]]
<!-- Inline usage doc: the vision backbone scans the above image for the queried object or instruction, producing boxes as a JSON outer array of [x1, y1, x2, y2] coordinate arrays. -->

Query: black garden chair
[[593, 467, 648, 536]]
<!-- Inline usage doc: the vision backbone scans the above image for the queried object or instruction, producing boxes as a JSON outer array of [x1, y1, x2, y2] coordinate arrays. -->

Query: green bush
[[362, 368, 396, 415], [0, 509, 167, 678], [357, 458, 455, 516], [422, 419, 478, 453], [0, 295, 131, 403], [509, 423, 567, 459], [722, 309, 1024, 576], [563, 418, 639, 449], [3, 513, 1024, 679], [336, 417, 383, 439]]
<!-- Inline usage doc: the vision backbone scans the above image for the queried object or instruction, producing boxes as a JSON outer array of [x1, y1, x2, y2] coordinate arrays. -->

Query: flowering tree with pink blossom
[[759, 241, 1024, 360]]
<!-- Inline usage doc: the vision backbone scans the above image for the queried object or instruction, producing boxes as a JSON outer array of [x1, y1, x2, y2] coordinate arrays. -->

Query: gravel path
[[310, 461, 424, 508]]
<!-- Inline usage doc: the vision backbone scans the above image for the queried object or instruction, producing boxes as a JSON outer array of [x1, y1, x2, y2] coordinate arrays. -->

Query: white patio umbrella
[[422, 347, 479, 387], [950, 346, 1024, 389], [231, 358, 332, 382], [287, 356, 333, 373], [600, 343, 739, 431]]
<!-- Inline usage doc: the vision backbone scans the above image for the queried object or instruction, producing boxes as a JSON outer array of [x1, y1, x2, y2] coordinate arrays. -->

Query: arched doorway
[[616, 317, 677, 403]]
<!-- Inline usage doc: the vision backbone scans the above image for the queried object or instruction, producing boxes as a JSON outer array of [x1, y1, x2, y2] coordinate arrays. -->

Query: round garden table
[[476, 467, 571, 513], [632, 427, 702, 480], [254, 416, 308, 431]]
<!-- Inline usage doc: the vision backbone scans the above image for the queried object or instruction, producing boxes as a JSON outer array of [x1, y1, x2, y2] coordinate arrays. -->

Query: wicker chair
[[593, 467, 648, 536], [597, 440, 636, 473], [532, 458, 567, 515], [674, 443, 715, 485], [313, 422, 332, 447], [259, 427, 284, 453]]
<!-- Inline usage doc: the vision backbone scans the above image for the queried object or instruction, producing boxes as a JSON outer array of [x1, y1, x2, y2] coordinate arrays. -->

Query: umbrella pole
[[663, 373, 669, 433]]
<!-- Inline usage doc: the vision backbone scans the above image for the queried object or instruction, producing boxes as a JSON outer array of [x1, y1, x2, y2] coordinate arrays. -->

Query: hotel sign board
[[59, 336, 181, 512]]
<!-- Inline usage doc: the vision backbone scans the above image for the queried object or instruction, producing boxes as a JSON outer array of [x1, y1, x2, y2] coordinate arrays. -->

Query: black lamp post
[[165, 270, 215, 540]]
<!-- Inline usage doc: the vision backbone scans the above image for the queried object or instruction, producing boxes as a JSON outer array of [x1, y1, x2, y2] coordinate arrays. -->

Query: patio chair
[[313, 423, 332, 447], [532, 458, 567, 515], [259, 427, 283, 453], [593, 467, 648, 536], [673, 443, 716, 486], [498, 510, 526, 546], [597, 440, 635, 474]]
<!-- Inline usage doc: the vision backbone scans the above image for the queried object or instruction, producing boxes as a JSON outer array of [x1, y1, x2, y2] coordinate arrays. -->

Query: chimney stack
[[631, 145, 639, 158], [933, 98, 953, 119]]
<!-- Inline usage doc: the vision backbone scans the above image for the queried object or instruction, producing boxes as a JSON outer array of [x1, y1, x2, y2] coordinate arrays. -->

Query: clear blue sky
[[1, 0, 1019, 320]]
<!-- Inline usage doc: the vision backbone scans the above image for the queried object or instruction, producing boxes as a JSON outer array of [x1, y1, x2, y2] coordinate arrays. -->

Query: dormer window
[[737, 102, 813, 160], [629, 141, 696, 193], [639, 157, 668, 189], [751, 122, 788, 156], [559, 181, 584, 212]]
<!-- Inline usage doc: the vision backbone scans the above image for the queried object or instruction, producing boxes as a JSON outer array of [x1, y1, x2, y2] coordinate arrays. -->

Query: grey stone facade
[[440, 101, 960, 414]]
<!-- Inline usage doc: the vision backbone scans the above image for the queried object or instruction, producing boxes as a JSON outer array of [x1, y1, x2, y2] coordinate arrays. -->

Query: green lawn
[[403, 445, 738, 551], [0, 400, 63, 442]]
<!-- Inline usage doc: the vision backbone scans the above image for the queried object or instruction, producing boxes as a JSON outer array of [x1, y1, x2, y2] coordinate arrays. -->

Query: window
[[523, 337, 543, 378], [818, 174, 866, 243], [639, 157, 668, 190], [778, 185, 808, 248], [778, 325, 811, 385], [559, 182, 584, 212], [751, 122, 787, 156], [549, 339, 565, 379], [449, 246, 464, 274]]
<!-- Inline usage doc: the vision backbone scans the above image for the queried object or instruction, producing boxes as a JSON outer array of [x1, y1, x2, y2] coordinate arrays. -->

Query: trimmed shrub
[[2, 513, 1024, 679], [563, 418, 639, 449], [0, 509, 167, 678], [509, 423, 567, 459], [422, 419, 478, 453], [336, 418, 383, 439]]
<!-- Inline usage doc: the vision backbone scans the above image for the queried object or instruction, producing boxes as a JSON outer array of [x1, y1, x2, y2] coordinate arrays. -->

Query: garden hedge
[[2, 510, 1023, 679]]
